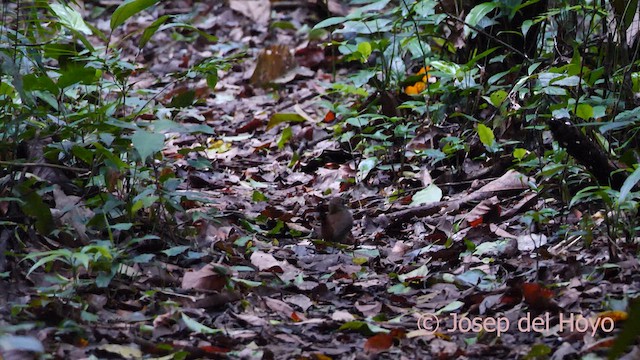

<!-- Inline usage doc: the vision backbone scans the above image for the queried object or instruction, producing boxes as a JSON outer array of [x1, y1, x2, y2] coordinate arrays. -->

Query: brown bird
[[320, 197, 354, 244]]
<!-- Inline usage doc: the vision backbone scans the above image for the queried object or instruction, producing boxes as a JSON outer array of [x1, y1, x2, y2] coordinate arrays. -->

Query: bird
[[319, 197, 354, 245]]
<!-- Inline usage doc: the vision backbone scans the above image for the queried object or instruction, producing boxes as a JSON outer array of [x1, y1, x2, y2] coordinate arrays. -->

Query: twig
[[0, 161, 87, 173]]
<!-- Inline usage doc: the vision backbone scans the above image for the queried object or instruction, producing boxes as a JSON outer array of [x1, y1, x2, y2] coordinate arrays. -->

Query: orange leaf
[[521, 283, 553, 305], [364, 333, 393, 354], [324, 111, 336, 122], [312, 354, 333, 360], [584, 337, 616, 351], [200, 345, 230, 353], [405, 85, 418, 95], [598, 310, 628, 322], [291, 311, 302, 322], [389, 328, 406, 339]]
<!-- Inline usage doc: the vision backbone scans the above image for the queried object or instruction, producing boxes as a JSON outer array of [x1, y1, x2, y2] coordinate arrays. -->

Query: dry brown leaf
[[364, 333, 393, 354], [229, 0, 270, 25]]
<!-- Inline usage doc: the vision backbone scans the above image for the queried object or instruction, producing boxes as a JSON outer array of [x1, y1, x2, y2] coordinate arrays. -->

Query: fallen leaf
[[364, 333, 393, 354]]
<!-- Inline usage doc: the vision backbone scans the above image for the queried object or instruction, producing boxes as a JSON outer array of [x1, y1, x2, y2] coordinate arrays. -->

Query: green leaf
[[513, 148, 527, 161], [168, 90, 195, 108], [270, 21, 296, 30], [477, 123, 495, 147], [181, 313, 222, 334], [206, 72, 219, 90], [524, 344, 551, 360], [162, 245, 190, 257], [398, 264, 429, 282], [619, 166, 640, 203], [58, 65, 99, 88], [411, 184, 443, 206], [96, 271, 115, 288], [71, 145, 94, 164], [132, 254, 155, 263], [267, 113, 305, 130], [464, 2, 498, 36], [436, 300, 464, 315], [111, 0, 160, 30], [26, 250, 71, 277], [131, 129, 165, 161], [521, 19, 533, 37], [357, 41, 372, 61], [72, 253, 91, 270], [489, 90, 507, 107], [575, 103, 594, 121], [252, 190, 268, 202], [277, 126, 292, 149], [139, 15, 171, 48], [49, 4, 92, 35], [357, 157, 378, 181], [312, 16, 346, 29]]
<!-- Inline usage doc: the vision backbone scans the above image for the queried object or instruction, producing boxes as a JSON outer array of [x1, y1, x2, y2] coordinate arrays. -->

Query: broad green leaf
[[541, 86, 566, 96], [252, 190, 268, 202], [513, 148, 527, 161], [619, 166, 640, 203], [464, 2, 498, 36], [50, 4, 92, 35], [110, 223, 133, 231], [521, 19, 533, 37], [489, 89, 507, 107], [72, 253, 91, 270], [132, 254, 155, 263], [477, 123, 495, 147], [474, 240, 510, 256], [398, 264, 429, 282], [410, 184, 442, 206], [575, 103, 594, 120], [313, 16, 346, 29], [27, 251, 71, 277], [111, 0, 160, 30], [206, 72, 218, 90], [267, 113, 305, 129], [71, 145, 94, 164], [131, 129, 165, 161], [139, 15, 171, 48], [525, 344, 552, 359], [162, 245, 190, 257], [181, 313, 222, 334], [357, 157, 378, 181], [277, 126, 292, 149], [357, 41, 372, 60], [167, 90, 195, 108], [436, 300, 464, 315], [58, 65, 99, 88]]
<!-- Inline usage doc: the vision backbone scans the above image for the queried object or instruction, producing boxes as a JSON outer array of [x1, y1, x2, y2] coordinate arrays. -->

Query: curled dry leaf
[[181, 265, 228, 291], [364, 333, 393, 354]]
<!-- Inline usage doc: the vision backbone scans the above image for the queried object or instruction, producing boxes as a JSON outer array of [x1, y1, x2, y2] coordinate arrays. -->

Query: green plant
[[0, 1, 234, 288]]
